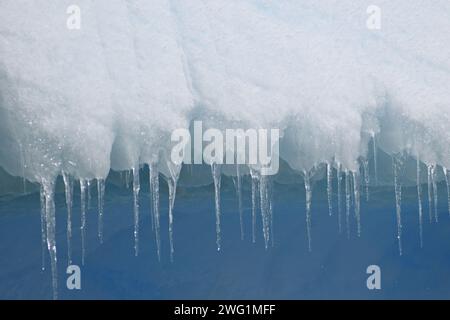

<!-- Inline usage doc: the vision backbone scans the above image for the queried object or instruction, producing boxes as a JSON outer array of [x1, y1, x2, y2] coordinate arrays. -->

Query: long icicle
[[353, 170, 361, 237], [42, 179, 57, 300], [444, 167, 450, 216], [132, 167, 140, 256], [327, 162, 333, 216], [337, 163, 343, 234], [251, 170, 259, 244], [345, 169, 351, 239], [150, 163, 161, 261], [430, 165, 438, 223], [211, 163, 222, 251], [39, 185, 47, 271], [427, 165, 433, 223], [417, 158, 424, 248], [62, 172, 73, 265], [149, 167, 155, 232], [372, 133, 378, 186], [236, 164, 244, 240], [269, 178, 274, 248], [304, 170, 312, 252], [87, 180, 91, 210], [393, 156, 403, 256], [97, 178, 105, 244], [167, 162, 181, 262], [80, 179, 87, 266], [259, 174, 270, 249]]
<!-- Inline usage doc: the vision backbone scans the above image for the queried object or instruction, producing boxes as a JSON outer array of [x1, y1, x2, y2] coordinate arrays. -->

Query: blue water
[[0, 173, 450, 299]]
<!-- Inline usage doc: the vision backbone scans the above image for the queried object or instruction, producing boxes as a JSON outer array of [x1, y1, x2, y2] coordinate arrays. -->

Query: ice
[[233, 165, 244, 241], [304, 171, 312, 252], [39, 185, 47, 271], [132, 168, 140, 256], [337, 163, 343, 234], [80, 179, 88, 266], [42, 179, 57, 300], [326, 162, 333, 216], [352, 171, 361, 237], [211, 163, 222, 252], [167, 161, 181, 262], [417, 158, 424, 248], [393, 156, 403, 256], [250, 169, 258, 244], [62, 172, 74, 265], [445, 168, 450, 216], [0, 0, 450, 298], [97, 179, 105, 244], [345, 170, 351, 239], [150, 163, 161, 261]]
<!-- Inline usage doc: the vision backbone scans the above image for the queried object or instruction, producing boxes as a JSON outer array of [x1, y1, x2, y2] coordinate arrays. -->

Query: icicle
[[42, 179, 58, 300], [125, 170, 131, 189], [97, 179, 105, 244], [39, 185, 47, 271], [132, 167, 140, 256], [352, 171, 361, 237], [80, 179, 87, 266], [150, 163, 161, 261], [149, 166, 155, 232], [345, 169, 351, 239], [259, 174, 270, 249], [393, 156, 403, 256], [234, 164, 244, 241], [430, 165, 438, 223], [269, 180, 274, 248], [362, 158, 370, 201], [427, 165, 433, 223], [337, 163, 343, 234], [326, 162, 333, 216], [87, 180, 91, 210], [372, 133, 378, 186], [250, 169, 259, 244], [19, 143, 27, 194], [167, 162, 181, 262], [417, 158, 423, 248], [304, 171, 312, 252], [62, 172, 73, 265], [444, 167, 450, 216], [211, 163, 222, 251]]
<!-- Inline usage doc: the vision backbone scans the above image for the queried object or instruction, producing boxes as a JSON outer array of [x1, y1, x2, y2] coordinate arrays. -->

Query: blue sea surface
[[0, 174, 449, 299]]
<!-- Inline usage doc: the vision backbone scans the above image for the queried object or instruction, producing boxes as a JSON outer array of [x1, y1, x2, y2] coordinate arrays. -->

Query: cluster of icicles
[[37, 152, 450, 299]]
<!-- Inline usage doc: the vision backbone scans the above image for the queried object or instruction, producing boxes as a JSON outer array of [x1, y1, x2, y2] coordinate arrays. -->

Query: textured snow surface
[[0, 0, 449, 182]]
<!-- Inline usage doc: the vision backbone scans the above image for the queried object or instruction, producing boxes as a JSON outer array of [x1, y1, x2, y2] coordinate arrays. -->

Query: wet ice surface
[[1, 173, 450, 299]]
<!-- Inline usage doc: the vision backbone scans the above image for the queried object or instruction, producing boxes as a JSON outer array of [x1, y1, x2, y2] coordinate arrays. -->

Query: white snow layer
[[1, 0, 449, 183]]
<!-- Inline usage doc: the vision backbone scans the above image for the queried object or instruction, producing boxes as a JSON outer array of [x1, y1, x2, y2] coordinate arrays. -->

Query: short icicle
[[393, 156, 403, 256], [80, 179, 87, 266], [417, 158, 424, 248], [430, 165, 438, 223], [211, 163, 222, 252], [42, 179, 58, 300], [304, 170, 312, 252], [234, 164, 244, 240], [345, 169, 351, 239], [250, 169, 259, 244], [427, 165, 433, 223], [62, 172, 74, 265], [97, 178, 105, 244], [132, 167, 140, 256], [352, 171, 361, 237], [326, 162, 333, 216], [444, 167, 450, 216]]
